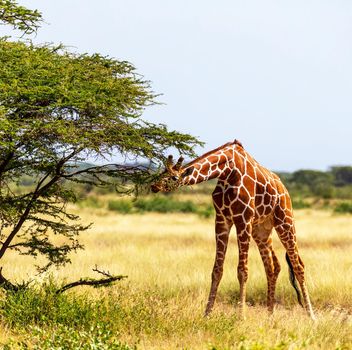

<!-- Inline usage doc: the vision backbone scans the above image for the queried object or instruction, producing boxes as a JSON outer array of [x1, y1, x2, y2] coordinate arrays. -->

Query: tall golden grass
[[2, 204, 351, 349]]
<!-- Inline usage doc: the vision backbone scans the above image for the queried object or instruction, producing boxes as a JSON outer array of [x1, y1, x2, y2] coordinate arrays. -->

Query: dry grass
[[1, 207, 351, 349]]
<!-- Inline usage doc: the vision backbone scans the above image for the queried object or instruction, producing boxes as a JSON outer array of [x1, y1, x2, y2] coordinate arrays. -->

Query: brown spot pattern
[[151, 140, 315, 319]]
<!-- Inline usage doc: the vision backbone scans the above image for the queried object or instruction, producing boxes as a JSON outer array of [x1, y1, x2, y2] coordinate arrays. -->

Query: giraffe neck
[[181, 142, 238, 186]]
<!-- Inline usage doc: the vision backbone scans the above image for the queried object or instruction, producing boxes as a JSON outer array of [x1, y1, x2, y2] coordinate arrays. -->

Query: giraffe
[[151, 140, 315, 319]]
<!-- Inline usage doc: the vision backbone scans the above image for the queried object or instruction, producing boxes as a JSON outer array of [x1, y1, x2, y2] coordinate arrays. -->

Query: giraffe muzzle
[[150, 184, 161, 193]]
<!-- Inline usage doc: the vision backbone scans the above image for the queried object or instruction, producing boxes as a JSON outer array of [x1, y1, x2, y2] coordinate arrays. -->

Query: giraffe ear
[[173, 156, 184, 171], [165, 155, 174, 171], [182, 166, 194, 178]]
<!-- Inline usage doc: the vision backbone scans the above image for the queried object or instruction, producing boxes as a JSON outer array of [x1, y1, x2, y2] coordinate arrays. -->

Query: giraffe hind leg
[[252, 220, 281, 313], [275, 222, 316, 320]]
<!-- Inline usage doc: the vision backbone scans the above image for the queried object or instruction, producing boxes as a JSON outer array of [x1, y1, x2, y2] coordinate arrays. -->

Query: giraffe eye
[[171, 176, 179, 181]]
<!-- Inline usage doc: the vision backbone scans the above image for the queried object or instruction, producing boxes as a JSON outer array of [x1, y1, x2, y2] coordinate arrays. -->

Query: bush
[[1, 280, 134, 349], [78, 196, 104, 209], [6, 324, 134, 350], [197, 204, 214, 218], [334, 185, 352, 200], [292, 198, 311, 209], [108, 200, 133, 213], [1, 283, 101, 329], [106, 196, 208, 215], [134, 196, 197, 213], [334, 201, 352, 214]]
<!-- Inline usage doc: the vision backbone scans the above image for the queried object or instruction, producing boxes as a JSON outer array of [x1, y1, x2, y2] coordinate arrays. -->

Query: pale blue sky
[[2, 0, 352, 171]]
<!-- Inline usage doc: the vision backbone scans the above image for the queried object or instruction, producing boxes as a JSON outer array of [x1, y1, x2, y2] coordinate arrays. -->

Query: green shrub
[[176, 200, 198, 213], [334, 201, 352, 214], [6, 324, 134, 350], [292, 198, 311, 209], [108, 199, 133, 213], [1, 280, 134, 350], [1, 283, 101, 329], [197, 204, 214, 218], [334, 185, 352, 199], [134, 196, 197, 213], [78, 196, 104, 209], [105, 196, 214, 216]]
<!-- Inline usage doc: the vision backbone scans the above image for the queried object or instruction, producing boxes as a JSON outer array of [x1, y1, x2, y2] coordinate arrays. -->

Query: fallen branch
[[0, 267, 30, 291], [56, 266, 127, 294], [0, 266, 126, 294], [0, 267, 18, 291]]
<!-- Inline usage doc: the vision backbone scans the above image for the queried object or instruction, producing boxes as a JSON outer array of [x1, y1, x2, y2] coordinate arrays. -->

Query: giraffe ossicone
[[151, 140, 315, 320]]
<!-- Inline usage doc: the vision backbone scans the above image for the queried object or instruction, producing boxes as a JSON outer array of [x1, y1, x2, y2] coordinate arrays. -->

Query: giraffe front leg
[[236, 222, 252, 319], [204, 215, 231, 316]]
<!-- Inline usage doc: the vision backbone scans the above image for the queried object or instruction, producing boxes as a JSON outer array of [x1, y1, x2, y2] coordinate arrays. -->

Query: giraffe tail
[[285, 252, 303, 307]]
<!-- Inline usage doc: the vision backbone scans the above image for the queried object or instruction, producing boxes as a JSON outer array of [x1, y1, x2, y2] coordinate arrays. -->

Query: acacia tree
[[0, 3, 201, 278], [0, 0, 42, 34]]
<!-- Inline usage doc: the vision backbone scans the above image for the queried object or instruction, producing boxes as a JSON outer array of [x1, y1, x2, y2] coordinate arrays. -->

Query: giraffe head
[[151, 155, 191, 193]]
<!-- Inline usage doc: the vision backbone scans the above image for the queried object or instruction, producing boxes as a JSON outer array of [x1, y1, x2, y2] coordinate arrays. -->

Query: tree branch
[[0, 151, 15, 175], [61, 163, 149, 179], [0, 0, 42, 34], [0, 267, 21, 291], [56, 266, 127, 294], [0, 266, 31, 292], [0, 151, 79, 260], [0, 266, 125, 293]]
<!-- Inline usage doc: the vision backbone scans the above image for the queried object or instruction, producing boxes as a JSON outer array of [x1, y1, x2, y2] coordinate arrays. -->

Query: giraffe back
[[211, 143, 292, 226]]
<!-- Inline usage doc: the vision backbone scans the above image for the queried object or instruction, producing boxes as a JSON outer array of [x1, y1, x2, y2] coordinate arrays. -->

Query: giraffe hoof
[[267, 306, 274, 314], [238, 309, 246, 320], [309, 313, 317, 322], [204, 308, 211, 318], [239, 313, 246, 321]]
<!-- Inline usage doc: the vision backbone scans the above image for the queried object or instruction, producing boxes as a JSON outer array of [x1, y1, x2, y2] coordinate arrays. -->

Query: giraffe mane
[[184, 140, 241, 168]]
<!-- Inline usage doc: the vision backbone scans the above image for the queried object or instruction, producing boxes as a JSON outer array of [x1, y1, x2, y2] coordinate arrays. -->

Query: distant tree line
[[14, 165, 352, 201], [277, 166, 352, 199]]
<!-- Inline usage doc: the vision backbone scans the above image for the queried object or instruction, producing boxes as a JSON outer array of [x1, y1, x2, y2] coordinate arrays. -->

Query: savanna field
[[2, 1, 352, 349], [0, 192, 351, 349]]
